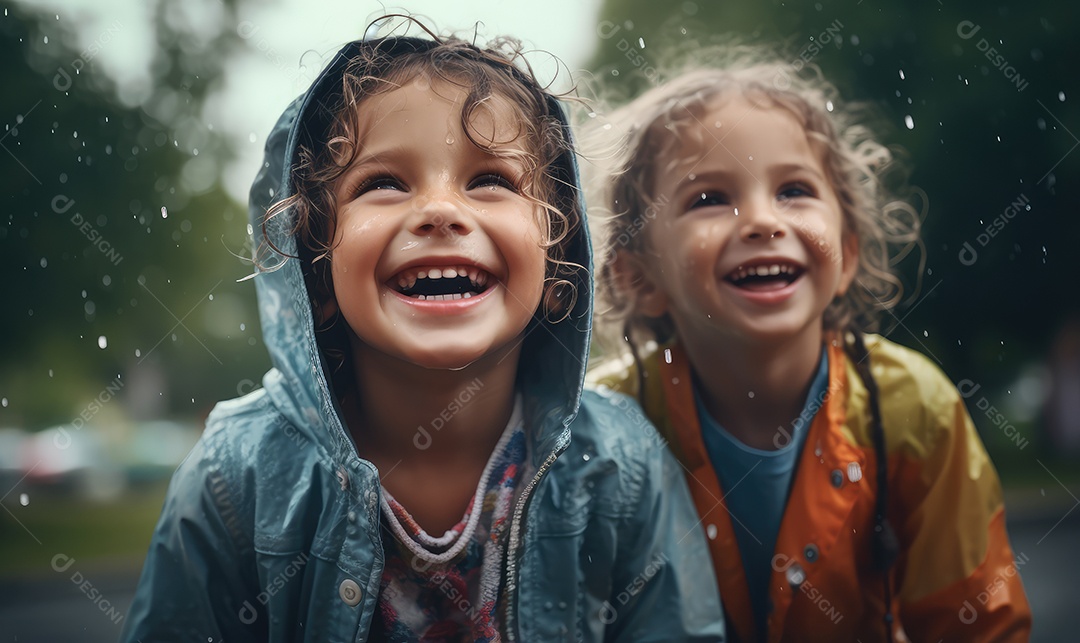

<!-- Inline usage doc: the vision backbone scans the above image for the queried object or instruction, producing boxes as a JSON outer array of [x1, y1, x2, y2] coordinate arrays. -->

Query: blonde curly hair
[[583, 44, 924, 357]]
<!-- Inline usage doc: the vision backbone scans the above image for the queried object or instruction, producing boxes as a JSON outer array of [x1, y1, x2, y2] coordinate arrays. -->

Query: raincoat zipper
[[503, 439, 568, 642]]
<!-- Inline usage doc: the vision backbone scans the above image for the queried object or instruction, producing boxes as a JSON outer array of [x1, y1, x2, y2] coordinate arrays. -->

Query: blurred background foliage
[[2, 0, 269, 431]]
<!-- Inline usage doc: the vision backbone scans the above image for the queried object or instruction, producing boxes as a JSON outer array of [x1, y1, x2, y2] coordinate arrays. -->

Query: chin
[[400, 343, 493, 372]]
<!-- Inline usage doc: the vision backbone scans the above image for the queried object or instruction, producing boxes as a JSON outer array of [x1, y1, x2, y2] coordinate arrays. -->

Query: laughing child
[[587, 51, 1031, 642], [122, 20, 724, 643]]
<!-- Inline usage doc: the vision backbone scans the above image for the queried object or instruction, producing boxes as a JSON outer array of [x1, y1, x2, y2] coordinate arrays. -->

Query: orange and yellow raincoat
[[592, 334, 1031, 642]]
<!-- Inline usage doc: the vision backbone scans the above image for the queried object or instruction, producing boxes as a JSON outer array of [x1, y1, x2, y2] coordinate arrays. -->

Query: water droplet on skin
[[161, 206, 168, 218], [400, 241, 419, 251], [445, 135, 454, 145], [733, 207, 739, 216], [98, 335, 107, 349]]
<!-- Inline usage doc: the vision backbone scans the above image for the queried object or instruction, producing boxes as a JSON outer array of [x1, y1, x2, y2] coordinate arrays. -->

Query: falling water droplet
[[161, 206, 168, 218], [904, 115, 915, 130], [19, 493, 29, 506], [98, 335, 107, 349], [899, 69, 905, 80]]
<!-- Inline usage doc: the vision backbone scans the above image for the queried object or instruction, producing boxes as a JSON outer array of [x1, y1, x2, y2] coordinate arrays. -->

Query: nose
[[738, 195, 786, 242], [408, 185, 474, 237]]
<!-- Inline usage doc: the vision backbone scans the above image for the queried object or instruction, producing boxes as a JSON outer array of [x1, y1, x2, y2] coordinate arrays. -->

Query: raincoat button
[[339, 579, 362, 606], [785, 562, 806, 589], [830, 469, 843, 488], [804, 544, 819, 563]]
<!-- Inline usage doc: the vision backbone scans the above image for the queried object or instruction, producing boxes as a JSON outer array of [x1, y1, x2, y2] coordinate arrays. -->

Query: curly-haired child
[[122, 19, 725, 643], [586, 48, 1031, 642]]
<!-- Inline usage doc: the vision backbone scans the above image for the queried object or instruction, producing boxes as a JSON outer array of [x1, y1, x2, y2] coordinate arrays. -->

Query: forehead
[[657, 95, 824, 176], [353, 76, 526, 148]]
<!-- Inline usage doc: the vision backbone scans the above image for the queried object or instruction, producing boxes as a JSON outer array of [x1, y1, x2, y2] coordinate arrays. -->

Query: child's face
[[324, 78, 548, 370], [627, 97, 857, 346]]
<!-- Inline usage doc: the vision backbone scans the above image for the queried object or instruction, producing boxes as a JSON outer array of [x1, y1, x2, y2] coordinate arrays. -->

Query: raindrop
[[748, 391, 755, 399], [1059, 91, 1066, 102], [84, 301, 95, 315], [923, 330, 928, 337], [445, 135, 454, 145], [825, 100, 834, 112], [59, 173, 67, 183], [688, 173, 696, 181], [43, 36, 48, 44], [611, 69, 620, 77], [239, 323, 246, 331], [161, 206, 168, 218], [899, 69, 905, 80], [135, 349, 141, 357], [39, 257, 47, 268], [733, 207, 739, 216], [19, 493, 28, 506], [714, 120, 722, 128], [638, 37, 646, 49], [904, 115, 915, 130], [1, 398, 6, 407], [98, 335, 107, 349], [248, 132, 257, 142], [583, 453, 591, 461], [748, 155, 754, 161]]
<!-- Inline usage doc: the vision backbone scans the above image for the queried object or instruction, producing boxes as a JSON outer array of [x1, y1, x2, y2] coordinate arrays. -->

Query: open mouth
[[391, 265, 493, 301], [724, 261, 805, 292]]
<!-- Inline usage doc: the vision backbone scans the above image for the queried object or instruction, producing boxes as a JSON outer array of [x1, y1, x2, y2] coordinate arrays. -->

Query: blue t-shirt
[[694, 350, 828, 637]]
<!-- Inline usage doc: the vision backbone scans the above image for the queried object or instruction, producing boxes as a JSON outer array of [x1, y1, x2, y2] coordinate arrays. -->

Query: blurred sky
[[24, 0, 603, 203]]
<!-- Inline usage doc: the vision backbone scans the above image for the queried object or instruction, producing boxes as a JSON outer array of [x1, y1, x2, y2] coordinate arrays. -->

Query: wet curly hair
[[584, 43, 924, 357]]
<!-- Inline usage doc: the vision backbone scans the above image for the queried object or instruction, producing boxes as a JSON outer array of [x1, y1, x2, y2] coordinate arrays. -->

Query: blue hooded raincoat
[[121, 36, 724, 643]]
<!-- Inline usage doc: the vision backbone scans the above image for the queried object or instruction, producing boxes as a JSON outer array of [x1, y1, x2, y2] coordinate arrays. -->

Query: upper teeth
[[731, 264, 797, 281], [396, 265, 489, 289]]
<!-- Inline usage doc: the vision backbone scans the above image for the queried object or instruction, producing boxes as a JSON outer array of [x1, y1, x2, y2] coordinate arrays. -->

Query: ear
[[835, 231, 860, 297], [611, 250, 669, 318]]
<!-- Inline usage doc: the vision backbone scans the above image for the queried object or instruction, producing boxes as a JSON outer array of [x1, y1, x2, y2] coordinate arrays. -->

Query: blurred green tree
[[1, 1, 269, 430]]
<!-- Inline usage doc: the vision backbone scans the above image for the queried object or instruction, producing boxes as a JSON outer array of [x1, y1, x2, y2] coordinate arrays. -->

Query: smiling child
[[588, 52, 1031, 642], [121, 22, 724, 643]]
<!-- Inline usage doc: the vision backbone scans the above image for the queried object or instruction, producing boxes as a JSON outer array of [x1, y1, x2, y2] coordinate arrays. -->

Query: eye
[[777, 183, 816, 201], [468, 173, 518, 192], [686, 191, 731, 211], [352, 175, 404, 198]]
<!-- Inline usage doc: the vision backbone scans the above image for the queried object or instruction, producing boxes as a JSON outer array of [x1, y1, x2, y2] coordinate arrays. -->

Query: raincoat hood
[[247, 36, 592, 466]]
